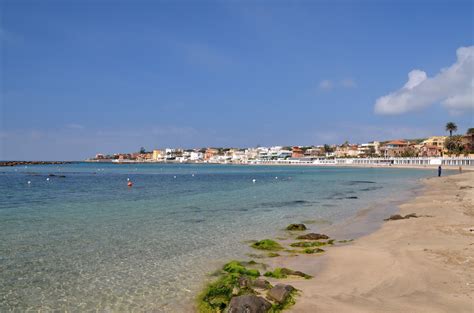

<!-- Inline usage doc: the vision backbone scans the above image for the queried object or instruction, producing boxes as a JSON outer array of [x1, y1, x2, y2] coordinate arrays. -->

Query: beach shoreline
[[275, 171, 474, 312]]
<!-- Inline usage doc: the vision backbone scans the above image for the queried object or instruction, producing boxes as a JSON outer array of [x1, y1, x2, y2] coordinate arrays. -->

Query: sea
[[0, 163, 435, 312]]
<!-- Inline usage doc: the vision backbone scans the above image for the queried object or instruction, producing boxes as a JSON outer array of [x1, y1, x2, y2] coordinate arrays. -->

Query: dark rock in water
[[228, 295, 272, 313], [267, 284, 295, 303], [297, 233, 329, 240], [252, 278, 271, 289], [286, 224, 307, 231], [384, 213, 418, 221], [346, 196, 358, 199]]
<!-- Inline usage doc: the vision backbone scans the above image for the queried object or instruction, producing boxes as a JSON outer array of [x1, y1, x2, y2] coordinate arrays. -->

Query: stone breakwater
[[0, 161, 73, 167]]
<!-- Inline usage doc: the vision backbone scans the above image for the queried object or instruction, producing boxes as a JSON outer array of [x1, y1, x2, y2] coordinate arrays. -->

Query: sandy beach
[[273, 172, 474, 313]]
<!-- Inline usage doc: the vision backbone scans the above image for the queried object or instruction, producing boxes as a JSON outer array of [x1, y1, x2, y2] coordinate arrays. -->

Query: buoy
[[252, 179, 256, 183], [192, 174, 195, 177], [127, 181, 133, 187], [174, 176, 177, 179], [46, 178, 50, 181], [275, 176, 278, 179], [127, 178, 130, 181], [27, 181, 31, 184]]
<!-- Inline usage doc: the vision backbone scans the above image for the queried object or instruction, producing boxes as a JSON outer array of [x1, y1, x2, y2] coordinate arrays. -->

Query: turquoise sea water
[[0, 163, 434, 311]]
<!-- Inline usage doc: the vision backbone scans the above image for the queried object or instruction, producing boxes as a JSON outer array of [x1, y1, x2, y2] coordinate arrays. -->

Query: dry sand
[[280, 172, 474, 313]]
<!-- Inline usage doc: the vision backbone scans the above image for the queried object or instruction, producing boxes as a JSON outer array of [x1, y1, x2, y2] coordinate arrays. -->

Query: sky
[[0, 0, 473, 160]]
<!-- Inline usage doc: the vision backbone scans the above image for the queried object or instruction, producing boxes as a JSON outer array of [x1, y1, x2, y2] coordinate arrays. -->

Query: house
[[190, 151, 204, 161], [358, 141, 380, 157], [335, 144, 359, 158], [292, 147, 304, 158], [380, 140, 410, 157], [205, 148, 219, 160], [417, 136, 446, 157], [419, 145, 441, 157], [304, 147, 324, 157]]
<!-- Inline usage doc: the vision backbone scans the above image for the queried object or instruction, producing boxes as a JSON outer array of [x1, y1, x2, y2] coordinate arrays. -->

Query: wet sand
[[280, 172, 474, 312]]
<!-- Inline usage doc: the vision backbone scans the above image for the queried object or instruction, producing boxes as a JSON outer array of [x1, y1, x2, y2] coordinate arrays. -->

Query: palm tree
[[445, 122, 457, 137]]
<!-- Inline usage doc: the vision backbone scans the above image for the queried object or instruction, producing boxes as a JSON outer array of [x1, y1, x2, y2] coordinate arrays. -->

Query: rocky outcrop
[[228, 295, 272, 313], [297, 233, 329, 240], [267, 284, 295, 303]]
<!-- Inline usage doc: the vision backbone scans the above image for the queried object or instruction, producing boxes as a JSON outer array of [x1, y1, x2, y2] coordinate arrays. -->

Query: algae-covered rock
[[197, 273, 240, 312], [224, 261, 260, 277], [264, 267, 312, 279], [267, 252, 280, 258], [267, 284, 295, 303], [296, 233, 329, 240], [228, 295, 272, 313], [251, 239, 283, 251], [290, 241, 326, 247], [303, 248, 325, 254], [286, 224, 307, 231]]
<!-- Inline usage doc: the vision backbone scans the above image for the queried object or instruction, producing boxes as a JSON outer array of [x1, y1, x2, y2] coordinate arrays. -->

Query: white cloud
[[319, 80, 333, 90], [374, 46, 474, 115], [341, 78, 357, 88]]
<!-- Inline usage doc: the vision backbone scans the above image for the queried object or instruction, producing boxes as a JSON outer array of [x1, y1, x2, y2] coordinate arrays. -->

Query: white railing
[[251, 157, 474, 166]]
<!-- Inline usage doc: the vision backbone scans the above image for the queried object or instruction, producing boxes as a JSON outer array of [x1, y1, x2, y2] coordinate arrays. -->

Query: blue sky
[[1, 0, 473, 160]]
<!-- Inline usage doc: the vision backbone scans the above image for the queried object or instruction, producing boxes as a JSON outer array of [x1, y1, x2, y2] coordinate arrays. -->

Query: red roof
[[386, 140, 407, 145]]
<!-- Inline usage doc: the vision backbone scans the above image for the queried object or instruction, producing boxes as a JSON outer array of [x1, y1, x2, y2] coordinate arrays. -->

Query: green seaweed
[[264, 268, 288, 279], [327, 239, 335, 245], [198, 260, 262, 312], [251, 239, 283, 251], [264, 268, 312, 279], [223, 261, 260, 277], [197, 272, 240, 313], [267, 252, 280, 257], [290, 241, 326, 248]]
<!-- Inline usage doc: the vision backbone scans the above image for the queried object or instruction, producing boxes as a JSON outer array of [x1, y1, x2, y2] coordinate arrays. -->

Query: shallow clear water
[[0, 163, 433, 311]]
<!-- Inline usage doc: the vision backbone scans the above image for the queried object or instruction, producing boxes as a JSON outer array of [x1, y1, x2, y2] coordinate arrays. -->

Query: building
[[292, 147, 304, 158], [380, 140, 410, 157], [335, 144, 359, 158], [205, 148, 219, 160], [152, 149, 164, 161], [190, 151, 203, 161], [304, 147, 324, 157], [358, 141, 380, 157]]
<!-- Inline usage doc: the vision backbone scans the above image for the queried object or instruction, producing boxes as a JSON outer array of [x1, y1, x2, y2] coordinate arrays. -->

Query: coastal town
[[88, 126, 474, 166]]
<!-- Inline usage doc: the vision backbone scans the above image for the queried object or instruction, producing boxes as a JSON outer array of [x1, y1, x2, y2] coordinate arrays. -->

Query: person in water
[[438, 165, 442, 177]]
